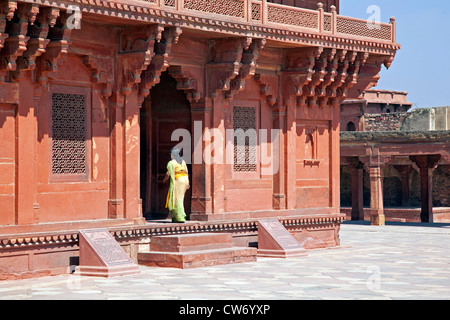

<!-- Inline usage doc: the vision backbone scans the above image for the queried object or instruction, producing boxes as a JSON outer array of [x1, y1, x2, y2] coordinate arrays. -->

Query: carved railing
[[133, 0, 396, 43]]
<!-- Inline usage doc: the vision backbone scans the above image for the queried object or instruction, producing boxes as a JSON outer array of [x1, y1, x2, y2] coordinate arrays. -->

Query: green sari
[[165, 159, 189, 222]]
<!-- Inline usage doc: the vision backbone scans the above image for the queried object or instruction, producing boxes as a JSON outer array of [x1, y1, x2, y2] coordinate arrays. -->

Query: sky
[[340, 0, 450, 109]]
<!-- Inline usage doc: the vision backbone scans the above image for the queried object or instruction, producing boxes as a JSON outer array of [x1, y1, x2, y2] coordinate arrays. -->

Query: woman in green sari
[[163, 147, 190, 223]]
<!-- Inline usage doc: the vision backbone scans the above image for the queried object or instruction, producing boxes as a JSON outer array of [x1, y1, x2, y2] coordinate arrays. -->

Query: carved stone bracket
[[0, 0, 17, 50], [337, 51, 369, 100], [346, 52, 395, 99], [285, 47, 374, 108], [12, 6, 60, 81], [0, 1, 31, 82], [82, 55, 113, 98], [224, 37, 266, 100], [409, 155, 441, 171], [118, 24, 164, 94], [168, 64, 202, 102], [138, 26, 182, 100], [281, 46, 323, 106], [254, 73, 277, 107], [359, 153, 392, 172], [34, 8, 75, 86], [207, 37, 254, 98]]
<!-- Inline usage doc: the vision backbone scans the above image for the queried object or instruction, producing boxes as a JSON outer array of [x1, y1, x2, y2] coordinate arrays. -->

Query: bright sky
[[340, 0, 450, 109]]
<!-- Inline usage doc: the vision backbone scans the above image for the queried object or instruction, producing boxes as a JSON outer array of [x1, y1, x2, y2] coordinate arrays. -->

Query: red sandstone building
[[0, 0, 399, 278]]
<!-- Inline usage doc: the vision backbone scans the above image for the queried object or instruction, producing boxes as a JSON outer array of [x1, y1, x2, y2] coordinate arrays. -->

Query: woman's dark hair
[[170, 147, 183, 164]]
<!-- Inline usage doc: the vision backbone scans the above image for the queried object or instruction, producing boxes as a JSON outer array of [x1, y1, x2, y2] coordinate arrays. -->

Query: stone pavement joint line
[[0, 222, 449, 300]]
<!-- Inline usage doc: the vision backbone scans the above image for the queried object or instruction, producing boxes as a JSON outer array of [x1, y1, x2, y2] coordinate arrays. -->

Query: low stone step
[[138, 247, 257, 269], [150, 233, 233, 253]]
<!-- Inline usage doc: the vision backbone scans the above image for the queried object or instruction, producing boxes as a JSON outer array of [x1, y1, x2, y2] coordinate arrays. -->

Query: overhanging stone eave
[[14, 0, 400, 54]]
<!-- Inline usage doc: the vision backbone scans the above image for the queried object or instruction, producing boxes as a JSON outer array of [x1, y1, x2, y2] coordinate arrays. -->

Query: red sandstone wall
[[225, 78, 274, 213], [35, 55, 110, 223], [0, 90, 15, 225], [296, 110, 335, 209]]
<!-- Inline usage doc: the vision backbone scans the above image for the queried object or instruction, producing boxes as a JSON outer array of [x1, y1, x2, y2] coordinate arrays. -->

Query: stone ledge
[[340, 130, 450, 142], [0, 214, 345, 249]]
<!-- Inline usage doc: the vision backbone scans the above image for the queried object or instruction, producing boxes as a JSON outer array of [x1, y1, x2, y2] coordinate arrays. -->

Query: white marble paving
[[0, 222, 449, 300]]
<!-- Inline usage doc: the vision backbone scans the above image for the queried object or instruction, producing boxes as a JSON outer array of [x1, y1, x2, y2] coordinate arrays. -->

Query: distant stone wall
[[433, 165, 450, 207], [363, 107, 450, 132], [364, 112, 408, 131]]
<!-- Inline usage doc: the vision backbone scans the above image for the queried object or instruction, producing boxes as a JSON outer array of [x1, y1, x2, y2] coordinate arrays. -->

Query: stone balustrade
[[128, 0, 396, 43]]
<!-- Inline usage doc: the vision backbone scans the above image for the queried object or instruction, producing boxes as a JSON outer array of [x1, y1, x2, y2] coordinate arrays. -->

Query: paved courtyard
[[0, 221, 449, 300]]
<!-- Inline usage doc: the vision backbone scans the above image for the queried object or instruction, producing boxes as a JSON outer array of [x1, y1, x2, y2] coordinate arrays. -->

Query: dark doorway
[[346, 121, 356, 132], [140, 71, 192, 220]]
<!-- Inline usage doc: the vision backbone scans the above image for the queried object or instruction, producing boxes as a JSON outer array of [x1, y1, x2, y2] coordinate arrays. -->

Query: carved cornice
[[12, 0, 399, 54]]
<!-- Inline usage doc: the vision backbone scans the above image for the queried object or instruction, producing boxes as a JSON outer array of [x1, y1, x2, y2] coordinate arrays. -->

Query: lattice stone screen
[[51, 93, 87, 175], [267, 4, 319, 29], [233, 106, 257, 172], [336, 16, 392, 41], [184, 0, 245, 18]]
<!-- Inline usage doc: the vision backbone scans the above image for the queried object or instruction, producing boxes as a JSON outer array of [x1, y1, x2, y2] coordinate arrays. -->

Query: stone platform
[[0, 214, 344, 279], [137, 233, 257, 269]]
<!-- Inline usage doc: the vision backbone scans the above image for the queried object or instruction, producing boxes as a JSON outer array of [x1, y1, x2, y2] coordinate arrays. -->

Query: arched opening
[[346, 121, 356, 132], [140, 70, 192, 220], [305, 132, 315, 159]]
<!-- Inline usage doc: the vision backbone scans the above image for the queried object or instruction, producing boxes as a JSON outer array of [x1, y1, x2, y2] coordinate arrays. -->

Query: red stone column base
[[369, 209, 386, 226]]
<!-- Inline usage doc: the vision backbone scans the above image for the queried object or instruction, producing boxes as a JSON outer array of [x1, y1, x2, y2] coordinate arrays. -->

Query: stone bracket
[[168, 64, 202, 102], [207, 37, 258, 98], [138, 26, 182, 100], [224, 37, 266, 100]]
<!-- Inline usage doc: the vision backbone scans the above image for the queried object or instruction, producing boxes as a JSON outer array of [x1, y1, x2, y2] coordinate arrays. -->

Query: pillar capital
[[409, 155, 441, 170], [359, 154, 391, 171]]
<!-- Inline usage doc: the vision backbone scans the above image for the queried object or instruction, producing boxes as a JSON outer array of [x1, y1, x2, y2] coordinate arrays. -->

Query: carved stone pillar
[[351, 162, 364, 221], [190, 100, 213, 220], [410, 155, 441, 223], [360, 154, 390, 226], [271, 103, 286, 210], [108, 92, 125, 219]]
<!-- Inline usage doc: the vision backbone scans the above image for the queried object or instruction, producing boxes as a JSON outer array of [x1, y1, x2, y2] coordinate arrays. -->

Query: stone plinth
[[138, 233, 257, 269], [75, 229, 140, 277], [257, 219, 308, 258]]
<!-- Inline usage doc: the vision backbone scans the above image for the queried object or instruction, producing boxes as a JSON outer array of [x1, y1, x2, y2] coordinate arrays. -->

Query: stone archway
[[140, 70, 192, 220]]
